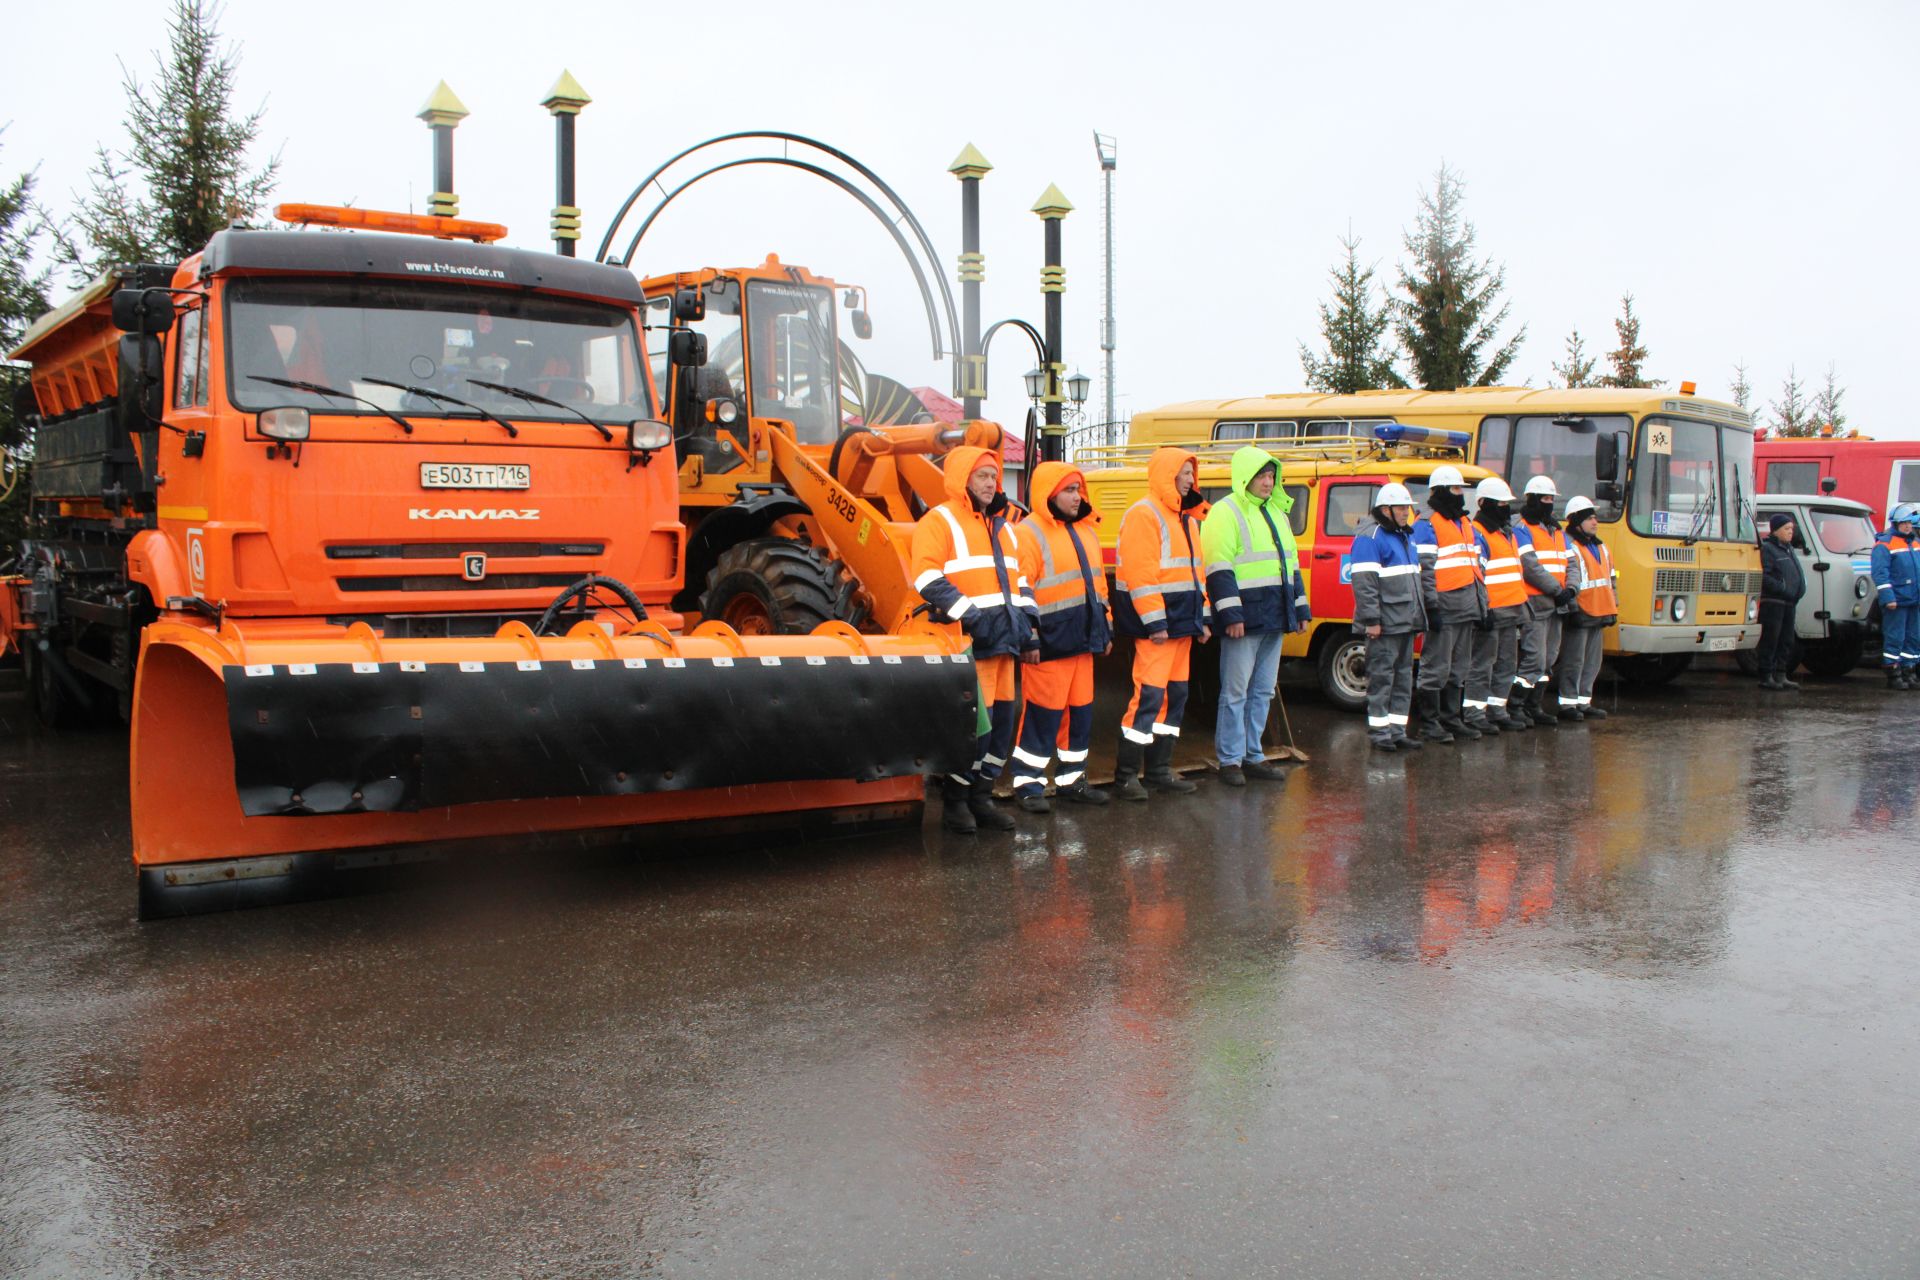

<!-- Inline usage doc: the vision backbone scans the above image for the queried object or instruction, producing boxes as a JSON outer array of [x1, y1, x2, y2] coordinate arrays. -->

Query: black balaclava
[[1522, 494, 1560, 531], [1374, 505, 1409, 533], [1049, 493, 1089, 524], [1430, 486, 1467, 519], [1179, 487, 1205, 511], [972, 489, 1009, 517], [1475, 498, 1512, 531]]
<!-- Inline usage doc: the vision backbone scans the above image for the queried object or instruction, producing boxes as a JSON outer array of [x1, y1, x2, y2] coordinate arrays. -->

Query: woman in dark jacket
[[1758, 513, 1807, 691]]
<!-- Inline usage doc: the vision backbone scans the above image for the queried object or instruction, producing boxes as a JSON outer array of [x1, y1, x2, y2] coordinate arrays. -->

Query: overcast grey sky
[[8, 0, 1916, 437]]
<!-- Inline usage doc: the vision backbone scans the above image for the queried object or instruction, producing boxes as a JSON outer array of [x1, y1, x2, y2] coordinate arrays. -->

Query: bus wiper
[[248, 374, 415, 434], [465, 377, 612, 441], [362, 377, 519, 438], [1684, 471, 1719, 546]]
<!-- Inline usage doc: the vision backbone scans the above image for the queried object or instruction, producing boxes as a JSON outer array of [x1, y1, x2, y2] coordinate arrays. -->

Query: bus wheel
[[1316, 632, 1369, 712], [1733, 647, 1760, 676], [1611, 652, 1693, 686]]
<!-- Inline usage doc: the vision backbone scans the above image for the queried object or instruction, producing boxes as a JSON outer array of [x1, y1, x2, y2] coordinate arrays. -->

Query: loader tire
[[701, 537, 870, 636]]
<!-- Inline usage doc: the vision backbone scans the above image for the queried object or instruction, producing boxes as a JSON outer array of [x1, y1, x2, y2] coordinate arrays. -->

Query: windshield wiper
[[362, 376, 519, 439], [248, 374, 415, 434], [465, 377, 612, 441], [1684, 470, 1720, 546]]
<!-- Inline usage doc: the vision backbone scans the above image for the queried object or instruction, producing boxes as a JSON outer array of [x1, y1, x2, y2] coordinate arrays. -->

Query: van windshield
[[1810, 510, 1877, 554]]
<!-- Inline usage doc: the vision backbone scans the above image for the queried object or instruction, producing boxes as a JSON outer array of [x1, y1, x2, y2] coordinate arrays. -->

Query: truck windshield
[[745, 280, 839, 445], [226, 278, 651, 425]]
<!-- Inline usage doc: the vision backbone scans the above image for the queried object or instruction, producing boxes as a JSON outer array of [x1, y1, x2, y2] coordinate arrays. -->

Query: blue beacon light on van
[[1373, 423, 1472, 450]]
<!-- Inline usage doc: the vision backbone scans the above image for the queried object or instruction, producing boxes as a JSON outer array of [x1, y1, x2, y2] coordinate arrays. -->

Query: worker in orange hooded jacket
[[1009, 461, 1113, 813], [1111, 447, 1211, 800], [911, 445, 1041, 833]]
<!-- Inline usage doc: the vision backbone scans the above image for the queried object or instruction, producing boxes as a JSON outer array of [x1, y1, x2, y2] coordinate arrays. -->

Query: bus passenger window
[[1476, 416, 1510, 475]]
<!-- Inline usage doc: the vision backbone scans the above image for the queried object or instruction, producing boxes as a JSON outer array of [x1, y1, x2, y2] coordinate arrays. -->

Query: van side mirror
[[1594, 432, 1620, 483], [669, 329, 708, 368], [111, 288, 174, 335], [672, 288, 704, 322]]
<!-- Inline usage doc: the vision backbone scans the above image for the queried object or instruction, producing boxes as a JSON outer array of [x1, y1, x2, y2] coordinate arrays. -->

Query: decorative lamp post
[[1031, 184, 1073, 462], [1024, 368, 1047, 402], [542, 71, 592, 257], [417, 81, 470, 218], [949, 143, 993, 418]]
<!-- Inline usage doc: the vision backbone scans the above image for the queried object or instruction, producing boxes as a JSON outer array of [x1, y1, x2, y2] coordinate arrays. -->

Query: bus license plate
[[420, 463, 530, 490], [1708, 637, 1737, 652]]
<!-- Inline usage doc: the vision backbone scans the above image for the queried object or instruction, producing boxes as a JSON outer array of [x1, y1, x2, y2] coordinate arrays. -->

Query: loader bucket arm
[[765, 424, 925, 632]]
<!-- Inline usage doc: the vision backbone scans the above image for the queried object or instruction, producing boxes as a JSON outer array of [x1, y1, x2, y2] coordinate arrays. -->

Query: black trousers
[[1757, 600, 1796, 676]]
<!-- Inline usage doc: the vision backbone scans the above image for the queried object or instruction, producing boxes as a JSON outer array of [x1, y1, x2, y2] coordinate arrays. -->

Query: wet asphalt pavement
[[3, 663, 1918, 1278]]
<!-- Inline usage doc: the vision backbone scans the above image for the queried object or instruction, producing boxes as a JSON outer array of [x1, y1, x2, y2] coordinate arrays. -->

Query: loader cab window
[[660, 281, 746, 445], [745, 280, 839, 445], [226, 277, 651, 426]]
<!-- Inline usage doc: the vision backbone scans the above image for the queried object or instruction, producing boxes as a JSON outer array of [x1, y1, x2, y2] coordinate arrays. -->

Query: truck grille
[[327, 542, 603, 560], [337, 573, 583, 593]]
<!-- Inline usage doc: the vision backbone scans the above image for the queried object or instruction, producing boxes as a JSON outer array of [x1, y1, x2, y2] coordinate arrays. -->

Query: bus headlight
[[1747, 598, 1759, 623], [1671, 596, 1689, 624]]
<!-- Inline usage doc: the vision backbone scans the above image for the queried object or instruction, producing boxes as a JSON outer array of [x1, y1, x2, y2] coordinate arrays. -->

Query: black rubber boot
[[1582, 703, 1608, 719], [1490, 700, 1529, 732], [969, 778, 1016, 830], [1059, 780, 1111, 806], [1888, 668, 1906, 691], [940, 778, 977, 833], [1442, 684, 1481, 740], [1418, 688, 1455, 743], [1528, 684, 1559, 726], [1112, 738, 1149, 802], [1144, 737, 1198, 793]]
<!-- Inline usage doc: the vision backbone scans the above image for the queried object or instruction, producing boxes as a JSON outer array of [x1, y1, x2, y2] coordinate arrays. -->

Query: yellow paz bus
[[1104, 384, 1763, 690]]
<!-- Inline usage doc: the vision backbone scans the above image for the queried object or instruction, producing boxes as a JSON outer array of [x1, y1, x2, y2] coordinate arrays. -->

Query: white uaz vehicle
[[1740, 495, 1881, 677]]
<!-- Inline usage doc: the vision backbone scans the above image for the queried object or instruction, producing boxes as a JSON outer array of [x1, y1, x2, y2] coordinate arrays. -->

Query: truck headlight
[[258, 407, 310, 440], [628, 419, 673, 451], [1671, 596, 1689, 624]]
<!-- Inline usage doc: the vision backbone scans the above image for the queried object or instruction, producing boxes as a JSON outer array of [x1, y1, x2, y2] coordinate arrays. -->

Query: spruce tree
[[1394, 164, 1524, 390], [1812, 363, 1847, 436], [1769, 367, 1816, 437], [1729, 359, 1753, 415], [1551, 327, 1597, 389], [1299, 233, 1406, 393], [59, 0, 278, 276], [1, 138, 52, 559], [1598, 293, 1658, 388]]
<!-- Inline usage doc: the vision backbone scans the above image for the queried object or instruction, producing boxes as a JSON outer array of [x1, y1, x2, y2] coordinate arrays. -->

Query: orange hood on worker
[[1147, 446, 1199, 514], [943, 444, 1002, 509], [1027, 461, 1095, 528]]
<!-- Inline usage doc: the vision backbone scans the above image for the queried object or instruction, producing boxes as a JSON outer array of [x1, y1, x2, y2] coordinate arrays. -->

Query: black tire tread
[[700, 537, 871, 634]]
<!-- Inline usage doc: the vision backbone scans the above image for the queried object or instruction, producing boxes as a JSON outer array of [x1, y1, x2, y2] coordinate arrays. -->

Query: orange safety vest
[[1431, 514, 1481, 593], [1479, 525, 1528, 610], [1573, 538, 1618, 617], [1520, 519, 1571, 596]]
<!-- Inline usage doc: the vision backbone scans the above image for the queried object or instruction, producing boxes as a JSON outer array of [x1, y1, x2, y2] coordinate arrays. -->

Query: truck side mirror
[[1594, 432, 1620, 483], [669, 329, 708, 368], [672, 288, 704, 322], [111, 288, 175, 335], [116, 334, 164, 433], [849, 309, 872, 340]]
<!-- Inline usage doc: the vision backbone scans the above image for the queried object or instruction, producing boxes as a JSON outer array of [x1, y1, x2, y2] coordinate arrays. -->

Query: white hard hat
[[1523, 474, 1559, 497], [1564, 495, 1597, 520], [1474, 477, 1515, 504], [1429, 464, 1466, 488], [1375, 482, 1413, 507]]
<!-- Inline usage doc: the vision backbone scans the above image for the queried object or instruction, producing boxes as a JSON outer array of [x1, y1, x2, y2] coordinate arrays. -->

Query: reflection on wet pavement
[[2, 667, 1917, 1277]]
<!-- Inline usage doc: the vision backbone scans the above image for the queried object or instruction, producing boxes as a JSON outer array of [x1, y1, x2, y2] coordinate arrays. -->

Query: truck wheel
[[1610, 652, 1692, 686], [701, 537, 869, 636], [1800, 635, 1862, 678], [1315, 632, 1369, 712]]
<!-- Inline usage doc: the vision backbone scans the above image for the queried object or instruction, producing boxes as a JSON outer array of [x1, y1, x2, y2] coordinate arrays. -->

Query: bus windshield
[[1631, 417, 1756, 541], [746, 280, 839, 444], [1506, 414, 1630, 522], [227, 278, 651, 424]]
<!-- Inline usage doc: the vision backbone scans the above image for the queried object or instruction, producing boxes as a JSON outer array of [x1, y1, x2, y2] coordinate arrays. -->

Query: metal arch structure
[[595, 132, 961, 380], [980, 318, 1048, 399]]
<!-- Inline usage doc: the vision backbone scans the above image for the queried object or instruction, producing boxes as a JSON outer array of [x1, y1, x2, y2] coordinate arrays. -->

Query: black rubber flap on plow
[[224, 654, 979, 816]]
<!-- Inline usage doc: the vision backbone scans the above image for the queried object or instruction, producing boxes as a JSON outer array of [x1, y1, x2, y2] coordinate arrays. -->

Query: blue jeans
[[1216, 630, 1286, 765]]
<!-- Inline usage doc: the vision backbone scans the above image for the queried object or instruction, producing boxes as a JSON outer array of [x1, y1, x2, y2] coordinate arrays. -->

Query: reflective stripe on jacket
[[909, 444, 1039, 658], [1015, 461, 1112, 660], [1412, 511, 1486, 626], [1570, 537, 1619, 625], [1114, 446, 1211, 639], [1350, 520, 1428, 635], [1870, 530, 1920, 608], [1201, 445, 1309, 634]]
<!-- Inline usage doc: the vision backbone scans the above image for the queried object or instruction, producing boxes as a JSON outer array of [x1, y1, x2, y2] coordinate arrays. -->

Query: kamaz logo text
[[408, 508, 540, 520]]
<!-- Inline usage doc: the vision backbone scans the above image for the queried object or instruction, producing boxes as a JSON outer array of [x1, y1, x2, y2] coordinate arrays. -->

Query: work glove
[[1554, 587, 1577, 608], [1475, 613, 1498, 632]]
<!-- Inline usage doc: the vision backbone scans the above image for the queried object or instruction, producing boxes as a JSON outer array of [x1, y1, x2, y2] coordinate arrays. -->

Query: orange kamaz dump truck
[[1, 204, 975, 917]]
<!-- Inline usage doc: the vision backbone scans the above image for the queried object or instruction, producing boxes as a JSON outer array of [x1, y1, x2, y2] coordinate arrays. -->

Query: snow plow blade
[[130, 617, 975, 914]]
